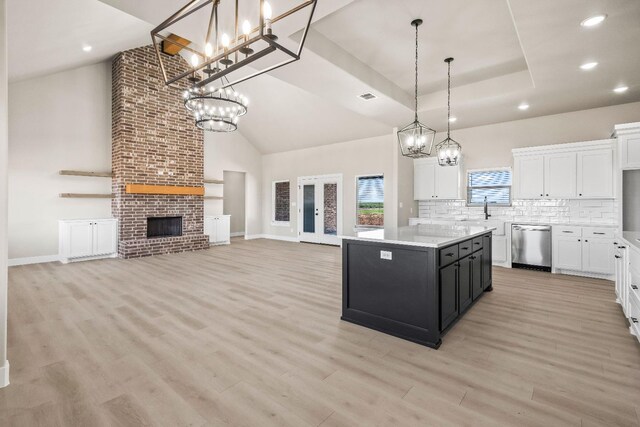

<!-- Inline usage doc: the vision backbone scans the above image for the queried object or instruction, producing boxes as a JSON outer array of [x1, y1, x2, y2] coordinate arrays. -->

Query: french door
[[297, 174, 342, 245]]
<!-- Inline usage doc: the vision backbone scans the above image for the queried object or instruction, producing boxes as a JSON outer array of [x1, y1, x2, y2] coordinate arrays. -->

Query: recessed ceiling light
[[448, 117, 457, 123], [613, 86, 629, 93], [518, 103, 529, 111], [580, 61, 598, 70], [580, 14, 607, 27], [82, 45, 92, 52]]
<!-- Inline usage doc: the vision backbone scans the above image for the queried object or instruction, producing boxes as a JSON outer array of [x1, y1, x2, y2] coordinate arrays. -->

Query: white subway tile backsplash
[[417, 199, 618, 226]]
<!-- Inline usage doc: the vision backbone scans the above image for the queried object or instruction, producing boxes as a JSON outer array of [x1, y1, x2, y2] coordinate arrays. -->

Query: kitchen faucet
[[484, 196, 491, 220]]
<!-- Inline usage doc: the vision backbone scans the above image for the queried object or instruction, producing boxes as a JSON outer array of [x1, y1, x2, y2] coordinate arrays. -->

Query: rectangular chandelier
[[151, 0, 317, 90]]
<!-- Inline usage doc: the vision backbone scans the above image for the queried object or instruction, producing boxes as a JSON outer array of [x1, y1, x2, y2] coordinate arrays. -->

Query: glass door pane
[[323, 183, 337, 235], [303, 184, 315, 233]]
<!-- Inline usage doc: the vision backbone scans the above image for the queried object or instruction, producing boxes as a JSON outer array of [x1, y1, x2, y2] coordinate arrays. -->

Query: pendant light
[[397, 19, 436, 158], [436, 57, 462, 166]]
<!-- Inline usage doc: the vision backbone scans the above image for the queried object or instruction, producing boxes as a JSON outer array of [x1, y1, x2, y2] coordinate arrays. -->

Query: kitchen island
[[341, 224, 495, 348]]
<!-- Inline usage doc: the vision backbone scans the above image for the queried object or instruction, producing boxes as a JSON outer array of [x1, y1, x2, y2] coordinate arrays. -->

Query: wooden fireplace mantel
[[125, 184, 205, 196]]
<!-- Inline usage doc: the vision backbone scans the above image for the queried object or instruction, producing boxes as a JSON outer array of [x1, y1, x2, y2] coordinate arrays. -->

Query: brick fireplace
[[111, 45, 209, 258]]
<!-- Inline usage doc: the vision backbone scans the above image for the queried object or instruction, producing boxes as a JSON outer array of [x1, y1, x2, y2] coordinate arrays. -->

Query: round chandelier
[[435, 57, 462, 166], [183, 82, 248, 132]]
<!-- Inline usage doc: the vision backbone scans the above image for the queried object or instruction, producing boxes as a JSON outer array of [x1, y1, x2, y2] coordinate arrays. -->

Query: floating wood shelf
[[204, 179, 224, 184], [204, 196, 223, 200], [125, 184, 205, 196], [59, 170, 112, 178], [60, 193, 113, 199]]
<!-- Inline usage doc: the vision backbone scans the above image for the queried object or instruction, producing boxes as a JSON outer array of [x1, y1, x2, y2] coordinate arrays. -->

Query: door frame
[[297, 173, 343, 245]]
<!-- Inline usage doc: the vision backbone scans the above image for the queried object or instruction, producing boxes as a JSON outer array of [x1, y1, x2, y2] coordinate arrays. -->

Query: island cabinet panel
[[482, 235, 493, 289], [440, 262, 460, 330], [471, 252, 484, 300], [458, 256, 472, 313]]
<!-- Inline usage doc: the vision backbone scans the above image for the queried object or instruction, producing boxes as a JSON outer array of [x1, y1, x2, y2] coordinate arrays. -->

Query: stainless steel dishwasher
[[511, 224, 552, 272]]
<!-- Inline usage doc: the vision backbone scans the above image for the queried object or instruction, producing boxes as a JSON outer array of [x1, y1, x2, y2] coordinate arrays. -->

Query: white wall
[[432, 101, 640, 171], [0, 0, 9, 386], [261, 132, 398, 239], [204, 131, 262, 237], [223, 170, 246, 235], [8, 62, 112, 261]]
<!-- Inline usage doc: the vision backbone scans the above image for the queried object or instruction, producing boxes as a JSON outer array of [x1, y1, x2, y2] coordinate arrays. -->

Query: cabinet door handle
[[445, 253, 454, 257], [469, 256, 476, 260], [631, 285, 638, 290], [454, 263, 460, 267], [562, 231, 573, 234], [615, 255, 621, 259], [585, 240, 588, 243], [632, 318, 639, 324], [619, 246, 626, 249], [579, 193, 582, 196], [593, 232, 605, 235], [474, 242, 480, 245], [461, 247, 468, 250], [578, 239, 581, 242]]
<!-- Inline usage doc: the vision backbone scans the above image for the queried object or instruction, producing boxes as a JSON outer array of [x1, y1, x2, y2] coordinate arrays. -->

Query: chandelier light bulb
[[263, 2, 273, 20], [221, 33, 230, 48], [205, 42, 213, 57], [242, 20, 251, 36], [190, 54, 199, 68]]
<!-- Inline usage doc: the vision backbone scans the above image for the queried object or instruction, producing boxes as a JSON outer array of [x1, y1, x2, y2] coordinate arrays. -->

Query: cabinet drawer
[[583, 227, 615, 239], [472, 237, 483, 251], [458, 239, 473, 258], [439, 245, 459, 266], [554, 226, 582, 236]]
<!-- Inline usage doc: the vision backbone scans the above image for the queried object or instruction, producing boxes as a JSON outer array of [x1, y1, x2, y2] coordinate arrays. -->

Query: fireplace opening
[[147, 216, 183, 238]]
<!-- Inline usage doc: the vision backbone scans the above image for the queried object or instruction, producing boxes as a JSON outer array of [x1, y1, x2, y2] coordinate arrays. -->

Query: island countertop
[[341, 224, 497, 248]]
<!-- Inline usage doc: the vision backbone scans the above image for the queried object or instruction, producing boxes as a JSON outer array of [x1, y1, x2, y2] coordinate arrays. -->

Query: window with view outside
[[357, 175, 384, 227], [273, 181, 290, 222], [467, 169, 512, 206]]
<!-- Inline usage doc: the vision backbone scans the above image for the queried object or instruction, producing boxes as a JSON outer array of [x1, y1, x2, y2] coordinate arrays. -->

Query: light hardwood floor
[[1, 238, 639, 426]]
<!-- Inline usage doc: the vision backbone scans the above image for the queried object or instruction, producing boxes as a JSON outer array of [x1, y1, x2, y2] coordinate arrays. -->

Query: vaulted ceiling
[[8, 0, 640, 153]]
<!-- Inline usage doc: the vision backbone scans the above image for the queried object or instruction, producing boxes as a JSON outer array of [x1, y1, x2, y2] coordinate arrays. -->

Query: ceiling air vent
[[359, 92, 377, 101]]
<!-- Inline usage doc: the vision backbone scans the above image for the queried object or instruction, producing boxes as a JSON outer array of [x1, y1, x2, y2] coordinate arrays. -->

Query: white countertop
[[341, 224, 496, 248], [621, 231, 640, 252]]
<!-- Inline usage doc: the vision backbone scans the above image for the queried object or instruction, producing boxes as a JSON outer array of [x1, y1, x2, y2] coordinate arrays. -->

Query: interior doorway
[[223, 171, 246, 237], [297, 174, 342, 245]]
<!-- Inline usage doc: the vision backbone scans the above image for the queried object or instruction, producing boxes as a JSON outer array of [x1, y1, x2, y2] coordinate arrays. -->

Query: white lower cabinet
[[204, 215, 231, 245], [617, 237, 640, 344], [492, 235, 508, 263], [552, 225, 615, 276], [59, 219, 118, 263]]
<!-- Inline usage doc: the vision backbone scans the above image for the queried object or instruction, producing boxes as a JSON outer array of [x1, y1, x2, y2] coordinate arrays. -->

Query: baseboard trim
[[8, 254, 60, 266], [0, 360, 9, 388], [230, 232, 245, 237], [244, 234, 300, 243]]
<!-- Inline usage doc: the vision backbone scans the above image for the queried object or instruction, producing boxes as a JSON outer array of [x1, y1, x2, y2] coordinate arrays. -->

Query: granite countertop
[[621, 231, 640, 252], [341, 224, 496, 248]]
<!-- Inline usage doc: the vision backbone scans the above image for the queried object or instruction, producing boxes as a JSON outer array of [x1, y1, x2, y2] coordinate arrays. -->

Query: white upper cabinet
[[577, 149, 614, 198], [514, 155, 544, 198], [414, 161, 436, 200], [615, 122, 640, 169], [545, 152, 576, 198], [513, 139, 615, 200], [414, 157, 461, 200]]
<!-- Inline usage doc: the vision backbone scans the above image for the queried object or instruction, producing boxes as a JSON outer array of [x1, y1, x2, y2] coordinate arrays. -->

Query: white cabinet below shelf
[[204, 215, 231, 245], [414, 157, 461, 200], [59, 219, 118, 263]]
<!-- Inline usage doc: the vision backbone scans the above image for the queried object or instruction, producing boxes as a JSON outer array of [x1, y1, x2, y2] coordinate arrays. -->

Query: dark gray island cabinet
[[341, 225, 494, 349]]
